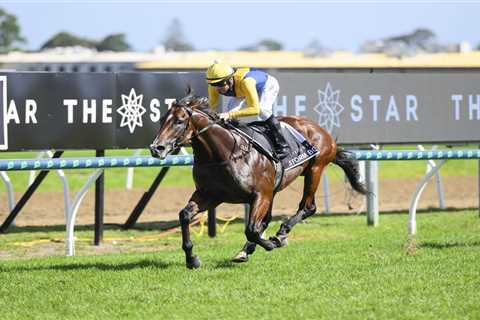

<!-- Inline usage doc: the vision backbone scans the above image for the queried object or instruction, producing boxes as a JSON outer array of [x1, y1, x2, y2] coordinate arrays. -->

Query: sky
[[2, 1, 480, 52]]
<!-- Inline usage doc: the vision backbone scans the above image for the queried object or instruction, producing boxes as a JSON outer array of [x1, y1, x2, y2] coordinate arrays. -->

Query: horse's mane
[[176, 87, 249, 128], [176, 89, 219, 121]]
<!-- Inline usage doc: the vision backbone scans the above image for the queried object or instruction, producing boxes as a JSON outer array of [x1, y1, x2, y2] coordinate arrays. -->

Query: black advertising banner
[[270, 70, 480, 145], [0, 72, 207, 151], [115, 72, 207, 148], [0, 70, 479, 151]]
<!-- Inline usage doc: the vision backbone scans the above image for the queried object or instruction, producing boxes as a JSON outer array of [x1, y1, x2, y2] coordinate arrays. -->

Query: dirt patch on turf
[[0, 176, 477, 227]]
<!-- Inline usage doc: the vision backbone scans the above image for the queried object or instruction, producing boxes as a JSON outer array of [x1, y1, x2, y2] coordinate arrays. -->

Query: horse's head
[[149, 91, 208, 159]]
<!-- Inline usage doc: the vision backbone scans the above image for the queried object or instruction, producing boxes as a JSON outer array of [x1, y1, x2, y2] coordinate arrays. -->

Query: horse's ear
[[199, 97, 208, 106], [186, 85, 193, 96], [190, 96, 208, 110]]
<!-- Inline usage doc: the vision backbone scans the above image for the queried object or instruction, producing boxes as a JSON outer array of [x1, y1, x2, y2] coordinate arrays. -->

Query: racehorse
[[150, 90, 367, 269]]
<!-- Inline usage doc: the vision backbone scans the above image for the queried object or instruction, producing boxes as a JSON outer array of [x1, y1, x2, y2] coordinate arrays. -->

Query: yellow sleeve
[[228, 78, 260, 118], [208, 85, 219, 111]]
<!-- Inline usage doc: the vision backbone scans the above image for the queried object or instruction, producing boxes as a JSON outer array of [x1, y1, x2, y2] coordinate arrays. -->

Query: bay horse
[[150, 91, 367, 269]]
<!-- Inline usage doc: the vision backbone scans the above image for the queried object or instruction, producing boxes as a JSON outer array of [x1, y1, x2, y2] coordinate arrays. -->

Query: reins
[[172, 106, 220, 149], [170, 104, 252, 164]]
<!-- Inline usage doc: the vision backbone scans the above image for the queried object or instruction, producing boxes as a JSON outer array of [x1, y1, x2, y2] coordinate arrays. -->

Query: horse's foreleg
[[179, 201, 201, 269], [272, 163, 324, 246], [179, 191, 216, 269]]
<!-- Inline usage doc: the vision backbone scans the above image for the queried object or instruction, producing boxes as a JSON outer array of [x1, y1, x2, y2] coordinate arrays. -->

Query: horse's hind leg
[[232, 240, 257, 263], [243, 193, 279, 252], [232, 203, 272, 263], [272, 162, 325, 247]]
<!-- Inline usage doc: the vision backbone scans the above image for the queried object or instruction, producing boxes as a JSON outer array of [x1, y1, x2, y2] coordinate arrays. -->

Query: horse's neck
[[190, 113, 234, 163]]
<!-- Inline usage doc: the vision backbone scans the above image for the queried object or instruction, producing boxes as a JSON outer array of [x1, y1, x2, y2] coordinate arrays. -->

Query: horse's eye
[[174, 119, 184, 125]]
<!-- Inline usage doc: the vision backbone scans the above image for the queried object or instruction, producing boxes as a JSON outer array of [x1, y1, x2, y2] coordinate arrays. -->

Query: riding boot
[[265, 115, 289, 159]]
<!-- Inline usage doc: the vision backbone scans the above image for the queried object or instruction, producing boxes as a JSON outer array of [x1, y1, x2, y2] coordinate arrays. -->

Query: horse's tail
[[333, 148, 368, 195]]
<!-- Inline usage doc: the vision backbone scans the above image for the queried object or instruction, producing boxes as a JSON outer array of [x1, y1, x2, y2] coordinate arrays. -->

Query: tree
[[0, 8, 26, 53], [360, 27, 442, 56], [162, 18, 194, 51], [238, 38, 284, 51], [257, 38, 283, 51], [96, 33, 131, 52], [41, 31, 97, 50], [304, 38, 331, 57]]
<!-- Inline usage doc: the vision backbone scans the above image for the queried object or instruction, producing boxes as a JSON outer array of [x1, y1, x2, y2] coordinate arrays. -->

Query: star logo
[[313, 82, 344, 133], [116, 88, 146, 134]]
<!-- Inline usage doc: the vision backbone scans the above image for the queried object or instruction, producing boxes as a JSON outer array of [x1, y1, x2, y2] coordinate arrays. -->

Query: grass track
[[0, 210, 479, 319]]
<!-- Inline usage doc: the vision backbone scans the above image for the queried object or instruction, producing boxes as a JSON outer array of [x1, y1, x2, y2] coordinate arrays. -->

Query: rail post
[[207, 208, 216, 237], [94, 150, 105, 245], [365, 160, 379, 226]]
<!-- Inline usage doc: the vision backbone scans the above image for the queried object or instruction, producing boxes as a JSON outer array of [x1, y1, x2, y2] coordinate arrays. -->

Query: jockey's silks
[[208, 68, 269, 118]]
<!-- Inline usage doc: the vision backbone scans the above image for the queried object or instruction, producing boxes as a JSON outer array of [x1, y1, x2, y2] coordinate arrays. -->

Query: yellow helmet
[[205, 62, 234, 85]]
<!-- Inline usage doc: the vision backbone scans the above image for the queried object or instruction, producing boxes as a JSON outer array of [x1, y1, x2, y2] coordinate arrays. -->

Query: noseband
[[171, 106, 219, 149]]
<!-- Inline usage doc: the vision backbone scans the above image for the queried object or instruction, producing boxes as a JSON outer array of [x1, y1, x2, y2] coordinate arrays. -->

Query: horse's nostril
[[149, 144, 167, 158], [150, 144, 165, 151]]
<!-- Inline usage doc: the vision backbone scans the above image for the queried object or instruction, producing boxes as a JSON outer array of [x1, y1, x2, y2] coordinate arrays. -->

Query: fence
[[1, 70, 480, 256], [1, 149, 479, 256]]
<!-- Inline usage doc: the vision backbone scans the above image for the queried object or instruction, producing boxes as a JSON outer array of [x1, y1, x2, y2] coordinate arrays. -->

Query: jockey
[[205, 61, 289, 159]]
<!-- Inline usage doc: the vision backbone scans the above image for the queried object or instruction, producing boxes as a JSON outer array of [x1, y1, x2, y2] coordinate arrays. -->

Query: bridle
[[170, 105, 220, 150], [154, 101, 252, 165]]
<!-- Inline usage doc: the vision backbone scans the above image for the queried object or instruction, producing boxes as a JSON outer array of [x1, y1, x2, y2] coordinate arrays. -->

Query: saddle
[[227, 119, 320, 173]]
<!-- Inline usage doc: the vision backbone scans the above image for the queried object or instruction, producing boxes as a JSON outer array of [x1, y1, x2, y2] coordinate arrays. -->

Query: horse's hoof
[[270, 236, 288, 248], [186, 255, 201, 269], [231, 251, 248, 263]]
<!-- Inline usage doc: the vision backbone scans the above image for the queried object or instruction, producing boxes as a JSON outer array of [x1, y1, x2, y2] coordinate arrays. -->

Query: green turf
[[0, 210, 479, 319]]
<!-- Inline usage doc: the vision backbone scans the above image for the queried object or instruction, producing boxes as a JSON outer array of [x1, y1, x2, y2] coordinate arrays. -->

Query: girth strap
[[273, 161, 284, 193]]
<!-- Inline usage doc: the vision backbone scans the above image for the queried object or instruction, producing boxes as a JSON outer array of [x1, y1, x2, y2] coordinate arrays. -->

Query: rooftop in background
[[0, 47, 157, 63], [1, 48, 480, 71], [137, 50, 480, 69]]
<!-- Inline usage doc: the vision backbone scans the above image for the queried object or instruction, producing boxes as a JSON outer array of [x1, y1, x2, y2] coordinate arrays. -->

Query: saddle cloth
[[228, 119, 320, 171]]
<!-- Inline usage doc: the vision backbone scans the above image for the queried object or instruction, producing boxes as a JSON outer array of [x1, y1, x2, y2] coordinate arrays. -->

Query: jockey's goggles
[[209, 79, 229, 87]]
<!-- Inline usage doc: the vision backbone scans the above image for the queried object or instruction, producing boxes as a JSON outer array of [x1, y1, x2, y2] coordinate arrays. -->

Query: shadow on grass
[[2, 207, 476, 235], [377, 206, 479, 216], [0, 258, 179, 273], [420, 240, 480, 250], [1, 220, 181, 234], [0, 213, 328, 235]]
